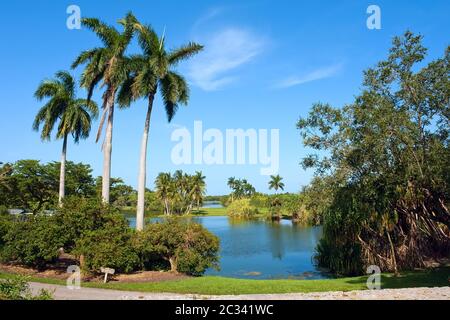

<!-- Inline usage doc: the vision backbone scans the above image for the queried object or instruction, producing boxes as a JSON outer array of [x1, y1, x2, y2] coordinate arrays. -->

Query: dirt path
[[28, 282, 450, 300]]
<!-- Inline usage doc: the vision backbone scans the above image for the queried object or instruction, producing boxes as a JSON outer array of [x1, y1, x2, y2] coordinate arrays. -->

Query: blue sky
[[0, 0, 449, 195]]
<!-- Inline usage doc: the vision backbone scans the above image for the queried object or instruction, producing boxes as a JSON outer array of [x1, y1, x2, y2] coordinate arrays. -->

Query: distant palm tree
[[268, 175, 285, 194], [227, 177, 236, 202], [155, 172, 173, 215], [72, 13, 135, 204], [118, 20, 203, 230], [192, 171, 206, 212], [33, 71, 98, 206]]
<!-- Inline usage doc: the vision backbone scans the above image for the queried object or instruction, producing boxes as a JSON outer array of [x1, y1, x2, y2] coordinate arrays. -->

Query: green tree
[[72, 13, 135, 204], [134, 218, 219, 275], [117, 20, 203, 231], [192, 171, 206, 211], [268, 175, 285, 193], [155, 173, 174, 215], [33, 71, 98, 206], [298, 31, 450, 275]]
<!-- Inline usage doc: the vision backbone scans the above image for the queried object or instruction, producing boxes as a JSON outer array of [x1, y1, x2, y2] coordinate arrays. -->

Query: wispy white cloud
[[275, 63, 344, 89], [187, 28, 267, 91], [191, 7, 225, 33]]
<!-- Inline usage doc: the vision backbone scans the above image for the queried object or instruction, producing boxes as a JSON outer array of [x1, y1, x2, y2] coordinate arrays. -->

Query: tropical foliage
[[33, 71, 98, 205], [155, 170, 206, 215], [227, 198, 259, 218], [116, 18, 203, 230], [298, 31, 450, 275], [227, 177, 256, 201]]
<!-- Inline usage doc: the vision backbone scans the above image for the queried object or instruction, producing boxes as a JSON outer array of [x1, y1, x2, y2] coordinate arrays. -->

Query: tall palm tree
[[72, 13, 135, 203], [268, 175, 285, 194], [118, 21, 203, 230], [33, 71, 98, 206]]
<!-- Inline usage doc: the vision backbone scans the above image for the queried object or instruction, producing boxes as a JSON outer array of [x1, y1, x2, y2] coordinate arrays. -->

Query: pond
[[127, 216, 328, 280]]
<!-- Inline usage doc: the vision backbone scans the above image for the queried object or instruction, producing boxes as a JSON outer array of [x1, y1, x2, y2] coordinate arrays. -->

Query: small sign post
[[100, 267, 115, 283]]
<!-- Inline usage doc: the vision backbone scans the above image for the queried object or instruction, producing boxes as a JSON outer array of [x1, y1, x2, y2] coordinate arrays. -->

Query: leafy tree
[[47, 161, 96, 198], [4, 160, 57, 212], [133, 218, 219, 275], [33, 71, 98, 206], [117, 19, 203, 231], [298, 31, 450, 275], [72, 13, 136, 204], [0, 160, 97, 212], [74, 218, 139, 274]]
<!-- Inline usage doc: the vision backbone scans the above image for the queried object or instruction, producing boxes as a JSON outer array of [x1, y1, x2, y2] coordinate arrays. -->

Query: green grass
[[1, 267, 448, 295], [121, 206, 274, 219], [121, 207, 229, 218]]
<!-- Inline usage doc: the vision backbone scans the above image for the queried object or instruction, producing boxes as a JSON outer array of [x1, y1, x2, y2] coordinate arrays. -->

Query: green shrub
[[0, 205, 8, 216], [74, 218, 140, 274], [0, 215, 12, 249], [0, 276, 53, 300], [1, 215, 65, 269], [227, 199, 259, 218], [55, 197, 123, 252], [134, 218, 220, 276]]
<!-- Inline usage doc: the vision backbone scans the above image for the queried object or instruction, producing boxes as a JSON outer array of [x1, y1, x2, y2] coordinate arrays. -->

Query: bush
[[134, 218, 220, 276], [74, 218, 140, 274], [55, 197, 124, 252], [1, 215, 65, 269], [227, 199, 259, 218], [0, 215, 12, 249], [0, 276, 53, 300]]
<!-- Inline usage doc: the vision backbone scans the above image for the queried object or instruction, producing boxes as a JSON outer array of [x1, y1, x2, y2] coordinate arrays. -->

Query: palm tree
[[118, 21, 203, 230], [192, 171, 206, 212], [155, 172, 173, 215], [227, 177, 236, 202], [72, 13, 135, 204], [268, 175, 285, 194], [33, 71, 98, 206]]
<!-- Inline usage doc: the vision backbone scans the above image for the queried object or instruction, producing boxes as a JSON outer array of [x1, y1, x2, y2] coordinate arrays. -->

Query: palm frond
[[168, 42, 204, 65], [81, 18, 119, 48]]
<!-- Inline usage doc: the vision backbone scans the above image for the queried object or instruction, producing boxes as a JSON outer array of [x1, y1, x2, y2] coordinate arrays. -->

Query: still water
[[128, 215, 327, 280]]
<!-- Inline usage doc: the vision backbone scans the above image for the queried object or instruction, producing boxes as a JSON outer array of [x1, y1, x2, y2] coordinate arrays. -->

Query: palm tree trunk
[[58, 134, 68, 207], [102, 94, 115, 204], [136, 95, 154, 231]]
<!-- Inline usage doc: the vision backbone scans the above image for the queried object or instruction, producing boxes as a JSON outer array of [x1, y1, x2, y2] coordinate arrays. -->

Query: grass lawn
[[121, 206, 276, 219], [121, 207, 229, 218], [1, 267, 448, 295]]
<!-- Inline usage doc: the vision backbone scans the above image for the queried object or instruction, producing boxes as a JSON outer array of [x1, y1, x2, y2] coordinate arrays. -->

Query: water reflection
[[127, 216, 327, 279]]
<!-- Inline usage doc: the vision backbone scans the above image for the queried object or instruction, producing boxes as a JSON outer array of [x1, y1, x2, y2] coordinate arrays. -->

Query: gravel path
[[28, 282, 450, 300]]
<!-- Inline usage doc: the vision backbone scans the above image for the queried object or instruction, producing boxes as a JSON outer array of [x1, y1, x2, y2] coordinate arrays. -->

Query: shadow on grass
[[344, 267, 450, 289]]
